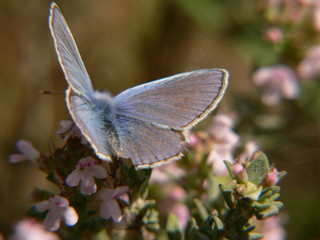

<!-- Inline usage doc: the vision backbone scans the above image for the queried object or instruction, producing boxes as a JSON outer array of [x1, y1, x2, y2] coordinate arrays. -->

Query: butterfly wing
[[66, 88, 120, 161], [115, 115, 185, 168], [49, 3, 93, 99], [114, 69, 228, 168], [114, 69, 228, 129]]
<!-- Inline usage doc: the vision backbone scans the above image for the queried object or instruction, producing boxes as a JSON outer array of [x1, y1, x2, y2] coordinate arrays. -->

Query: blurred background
[[0, 0, 319, 239]]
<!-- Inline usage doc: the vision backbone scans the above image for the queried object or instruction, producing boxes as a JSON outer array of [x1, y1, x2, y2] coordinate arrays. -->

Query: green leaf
[[246, 151, 269, 185], [185, 218, 199, 240], [248, 232, 264, 240], [219, 184, 236, 208], [224, 160, 235, 178], [255, 203, 281, 219], [166, 213, 182, 240], [193, 198, 208, 221]]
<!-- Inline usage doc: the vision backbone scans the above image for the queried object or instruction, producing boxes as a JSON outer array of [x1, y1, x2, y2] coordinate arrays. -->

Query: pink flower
[[265, 167, 281, 186], [8, 218, 59, 240], [56, 120, 87, 144], [313, 2, 320, 31], [184, 131, 200, 148], [252, 65, 299, 105], [9, 140, 40, 163], [298, 44, 320, 79], [150, 162, 185, 183], [231, 162, 244, 175], [237, 141, 259, 162], [265, 27, 284, 43], [66, 157, 107, 195], [259, 216, 287, 240], [207, 114, 240, 175], [35, 196, 78, 231], [99, 186, 130, 222], [170, 203, 190, 230]]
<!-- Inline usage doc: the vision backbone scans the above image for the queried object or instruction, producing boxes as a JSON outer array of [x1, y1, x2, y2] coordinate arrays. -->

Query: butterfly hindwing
[[114, 114, 185, 168]]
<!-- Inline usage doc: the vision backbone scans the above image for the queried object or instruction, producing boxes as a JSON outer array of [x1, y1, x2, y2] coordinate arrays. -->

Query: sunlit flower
[[35, 196, 78, 231], [66, 157, 107, 195], [99, 186, 130, 222], [8, 218, 59, 240], [56, 120, 87, 144], [252, 65, 299, 105], [298, 44, 320, 79], [9, 140, 40, 163], [207, 114, 240, 175]]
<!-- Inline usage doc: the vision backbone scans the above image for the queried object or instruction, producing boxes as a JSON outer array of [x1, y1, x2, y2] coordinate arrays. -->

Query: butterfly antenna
[[40, 90, 64, 95]]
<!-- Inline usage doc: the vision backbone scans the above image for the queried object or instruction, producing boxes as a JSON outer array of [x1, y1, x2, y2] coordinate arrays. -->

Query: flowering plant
[[9, 115, 286, 240]]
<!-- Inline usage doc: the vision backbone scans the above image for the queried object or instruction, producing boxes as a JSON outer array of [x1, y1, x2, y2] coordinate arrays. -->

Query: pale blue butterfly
[[49, 2, 229, 169]]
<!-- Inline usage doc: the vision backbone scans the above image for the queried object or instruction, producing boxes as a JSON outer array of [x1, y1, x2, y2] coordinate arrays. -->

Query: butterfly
[[49, 2, 229, 169]]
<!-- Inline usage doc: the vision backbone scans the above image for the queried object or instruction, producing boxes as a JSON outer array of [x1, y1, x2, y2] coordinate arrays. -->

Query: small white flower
[[207, 114, 240, 175], [56, 120, 87, 144], [253, 65, 299, 106], [150, 162, 185, 184], [9, 140, 40, 163], [298, 44, 320, 79], [237, 141, 259, 162], [8, 218, 59, 240], [99, 186, 130, 222], [35, 196, 78, 231], [66, 157, 107, 195]]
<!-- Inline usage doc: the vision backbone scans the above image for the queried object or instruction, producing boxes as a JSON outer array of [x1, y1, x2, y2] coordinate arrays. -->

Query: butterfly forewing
[[114, 69, 228, 130], [49, 3, 94, 99]]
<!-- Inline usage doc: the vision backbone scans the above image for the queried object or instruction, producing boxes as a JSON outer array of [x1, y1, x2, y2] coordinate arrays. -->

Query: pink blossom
[[150, 161, 185, 183], [207, 114, 240, 175], [231, 162, 244, 175], [260, 216, 287, 240], [298, 44, 320, 79], [313, 2, 320, 30], [252, 65, 299, 105], [56, 120, 87, 144], [170, 203, 190, 230], [35, 196, 78, 231], [9, 140, 40, 163], [237, 141, 259, 162], [8, 218, 59, 240], [66, 157, 107, 195], [184, 131, 200, 148], [265, 27, 284, 43], [99, 186, 130, 222], [265, 167, 281, 186]]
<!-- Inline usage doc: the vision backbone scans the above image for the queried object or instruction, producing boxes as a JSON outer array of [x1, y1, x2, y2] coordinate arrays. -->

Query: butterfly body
[[49, 2, 229, 169]]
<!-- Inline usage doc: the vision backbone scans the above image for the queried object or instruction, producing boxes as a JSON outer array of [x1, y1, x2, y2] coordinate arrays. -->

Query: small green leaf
[[248, 232, 264, 240], [224, 160, 235, 178], [185, 217, 199, 240], [247, 151, 269, 185], [193, 198, 208, 221], [255, 203, 280, 219], [219, 184, 236, 208], [166, 213, 182, 240]]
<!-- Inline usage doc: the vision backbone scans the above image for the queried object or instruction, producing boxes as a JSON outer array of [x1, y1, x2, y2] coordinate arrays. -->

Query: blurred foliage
[[1, 0, 320, 239]]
